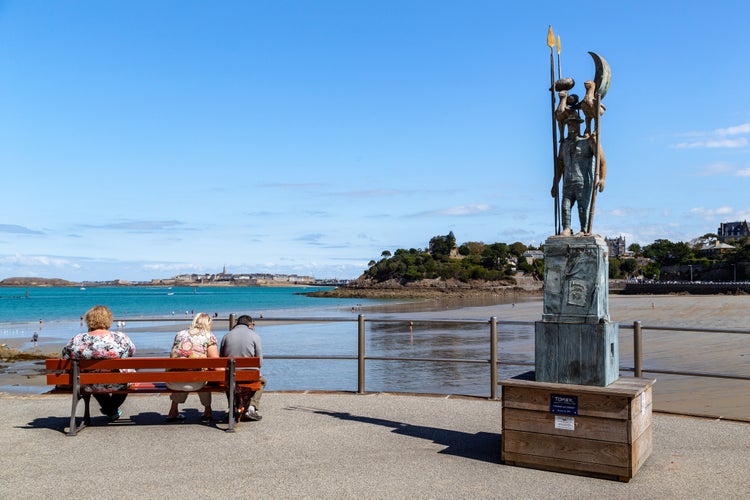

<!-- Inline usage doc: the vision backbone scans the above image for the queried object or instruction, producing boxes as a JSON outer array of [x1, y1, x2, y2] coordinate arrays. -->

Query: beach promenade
[[2, 391, 748, 499]]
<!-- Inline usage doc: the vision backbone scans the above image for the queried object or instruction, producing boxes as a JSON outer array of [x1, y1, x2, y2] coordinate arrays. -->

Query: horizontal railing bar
[[116, 315, 750, 335], [365, 356, 490, 364], [638, 325, 750, 335], [265, 355, 356, 360], [639, 368, 750, 381]]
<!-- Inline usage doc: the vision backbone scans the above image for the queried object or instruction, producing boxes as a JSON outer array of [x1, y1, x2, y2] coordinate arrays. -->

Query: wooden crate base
[[501, 373, 655, 482]]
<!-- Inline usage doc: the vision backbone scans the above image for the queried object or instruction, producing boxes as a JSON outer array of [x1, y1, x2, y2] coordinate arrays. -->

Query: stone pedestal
[[535, 321, 619, 386], [536, 235, 619, 387]]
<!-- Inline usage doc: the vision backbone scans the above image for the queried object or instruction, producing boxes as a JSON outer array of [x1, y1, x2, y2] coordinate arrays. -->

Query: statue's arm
[[596, 145, 607, 192], [551, 156, 563, 197]]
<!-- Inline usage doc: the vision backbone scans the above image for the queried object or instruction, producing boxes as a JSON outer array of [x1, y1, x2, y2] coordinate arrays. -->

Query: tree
[[609, 258, 622, 279], [429, 231, 457, 258], [628, 243, 642, 257], [381, 250, 392, 258], [509, 241, 528, 257], [620, 258, 638, 278], [643, 239, 694, 266]]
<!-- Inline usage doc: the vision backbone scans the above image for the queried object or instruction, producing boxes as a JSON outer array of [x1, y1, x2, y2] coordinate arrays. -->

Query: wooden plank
[[501, 375, 655, 397], [503, 429, 630, 467], [45, 357, 261, 388], [502, 407, 630, 443], [77, 357, 229, 370], [46, 373, 71, 386], [503, 386, 632, 419], [79, 370, 227, 385], [631, 423, 653, 474], [501, 450, 630, 479]]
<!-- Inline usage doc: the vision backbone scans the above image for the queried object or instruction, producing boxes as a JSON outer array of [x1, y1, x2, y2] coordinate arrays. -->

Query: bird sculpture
[[581, 80, 605, 137]]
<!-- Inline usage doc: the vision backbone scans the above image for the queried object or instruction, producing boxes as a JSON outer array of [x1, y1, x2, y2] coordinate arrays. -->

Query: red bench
[[45, 356, 261, 435]]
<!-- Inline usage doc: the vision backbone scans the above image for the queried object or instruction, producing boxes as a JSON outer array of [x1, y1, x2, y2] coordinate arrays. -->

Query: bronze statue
[[547, 33, 611, 236]]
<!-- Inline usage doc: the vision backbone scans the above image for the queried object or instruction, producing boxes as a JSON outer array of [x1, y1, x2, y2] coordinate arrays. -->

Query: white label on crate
[[555, 415, 575, 431], [641, 392, 646, 416]]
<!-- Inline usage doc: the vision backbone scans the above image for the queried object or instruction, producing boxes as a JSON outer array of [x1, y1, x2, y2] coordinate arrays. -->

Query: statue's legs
[[561, 195, 573, 235], [577, 187, 591, 233]]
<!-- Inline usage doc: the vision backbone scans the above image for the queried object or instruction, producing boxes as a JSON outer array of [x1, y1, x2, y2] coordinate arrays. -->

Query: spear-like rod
[[556, 35, 562, 80], [586, 94, 601, 234], [547, 26, 560, 235]]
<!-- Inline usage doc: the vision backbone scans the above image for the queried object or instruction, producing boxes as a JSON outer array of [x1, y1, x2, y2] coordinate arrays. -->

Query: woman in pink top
[[165, 312, 219, 423]]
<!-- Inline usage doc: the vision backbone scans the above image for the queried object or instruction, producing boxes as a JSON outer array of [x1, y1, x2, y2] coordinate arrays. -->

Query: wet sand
[[2, 294, 749, 420], [363, 294, 750, 420]]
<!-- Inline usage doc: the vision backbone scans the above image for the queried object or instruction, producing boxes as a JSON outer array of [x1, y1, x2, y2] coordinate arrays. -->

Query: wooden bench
[[45, 356, 261, 436]]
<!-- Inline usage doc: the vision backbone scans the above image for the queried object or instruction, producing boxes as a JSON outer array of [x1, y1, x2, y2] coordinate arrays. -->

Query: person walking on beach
[[165, 312, 219, 423], [32, 331, 38, 347], [220, 315, 266, 421], [61, 305, 136, 422]]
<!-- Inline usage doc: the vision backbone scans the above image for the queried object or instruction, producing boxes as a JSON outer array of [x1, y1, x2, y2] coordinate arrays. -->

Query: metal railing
[[121, 314, 750, 400]]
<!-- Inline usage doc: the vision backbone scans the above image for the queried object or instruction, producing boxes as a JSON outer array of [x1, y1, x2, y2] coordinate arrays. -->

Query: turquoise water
[[0, 285, 365, 323]]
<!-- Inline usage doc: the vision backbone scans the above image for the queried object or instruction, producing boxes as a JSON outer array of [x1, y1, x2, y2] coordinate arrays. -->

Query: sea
[[0, 286, 533, 397]]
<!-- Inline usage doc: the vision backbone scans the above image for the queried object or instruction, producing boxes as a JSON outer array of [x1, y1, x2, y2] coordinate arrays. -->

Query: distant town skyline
[[1, 2, 749, 281]]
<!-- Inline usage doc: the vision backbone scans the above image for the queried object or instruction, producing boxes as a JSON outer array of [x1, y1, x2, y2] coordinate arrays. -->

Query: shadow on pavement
[[288, 405, 501, 464]]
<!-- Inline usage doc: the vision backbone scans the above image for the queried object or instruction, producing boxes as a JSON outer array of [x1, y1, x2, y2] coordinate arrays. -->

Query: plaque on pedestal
[[542, 235, 609, 324]]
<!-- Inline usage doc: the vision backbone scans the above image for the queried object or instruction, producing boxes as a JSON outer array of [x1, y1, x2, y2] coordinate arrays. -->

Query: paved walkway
[[1, 391, 748, 499]]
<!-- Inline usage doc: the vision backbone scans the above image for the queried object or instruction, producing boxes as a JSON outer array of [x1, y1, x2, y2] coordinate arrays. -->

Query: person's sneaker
[[243, 409, 262, 421], [107, 408, 123, 422]]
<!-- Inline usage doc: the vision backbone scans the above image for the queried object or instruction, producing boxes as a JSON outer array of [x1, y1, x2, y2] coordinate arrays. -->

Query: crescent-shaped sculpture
[[588, 51, 611, 98]]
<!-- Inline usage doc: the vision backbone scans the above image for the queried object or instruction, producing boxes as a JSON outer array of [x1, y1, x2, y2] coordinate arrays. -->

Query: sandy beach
[[2, 294, 748, 420]]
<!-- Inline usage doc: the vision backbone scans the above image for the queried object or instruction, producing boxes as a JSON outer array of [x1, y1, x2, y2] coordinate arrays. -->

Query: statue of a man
[[551, 114, 606, 235]]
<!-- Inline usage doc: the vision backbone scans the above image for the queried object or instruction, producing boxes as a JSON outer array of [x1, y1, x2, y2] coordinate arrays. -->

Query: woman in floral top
[[166, 312, 219, 422], [61, 305, 136, 422]]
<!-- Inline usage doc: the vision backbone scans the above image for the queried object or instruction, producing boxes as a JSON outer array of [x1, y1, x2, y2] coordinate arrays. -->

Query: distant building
[[521, 250, 544, 264], [605, 236, 627, 258], [717, 221, 750, 242], [698, 240, 735, 256]]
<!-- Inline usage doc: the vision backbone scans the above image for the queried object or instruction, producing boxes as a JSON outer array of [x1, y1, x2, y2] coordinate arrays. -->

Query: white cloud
[[413, 203, 492, 217], [688, 206, 734, 219], [673, 137, 747, 149], [1, 254, 80, 268], [716, 123, 750, 136], [0, 224, 44, 235], [672, 122, 750, 149], [695, 162, 732, 176]]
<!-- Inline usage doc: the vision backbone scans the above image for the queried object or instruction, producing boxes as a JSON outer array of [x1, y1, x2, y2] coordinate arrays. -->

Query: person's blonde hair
[[85, 305, 113, 331], [191, 312, 212, 332]]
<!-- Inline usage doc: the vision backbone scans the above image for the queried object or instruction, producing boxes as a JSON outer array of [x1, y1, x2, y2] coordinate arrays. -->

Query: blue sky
[[1, 1, 749, 281]]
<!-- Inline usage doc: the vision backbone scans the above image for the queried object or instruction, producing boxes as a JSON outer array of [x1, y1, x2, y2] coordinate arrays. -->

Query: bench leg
[[226, 359, 236, 433]]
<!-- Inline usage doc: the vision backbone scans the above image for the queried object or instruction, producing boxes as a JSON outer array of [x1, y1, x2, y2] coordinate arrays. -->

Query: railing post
[[490, 317, 498, 400], [357, 314, 365, 394], [229, 314, 237, 330], [634, 321, 643, 378]]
